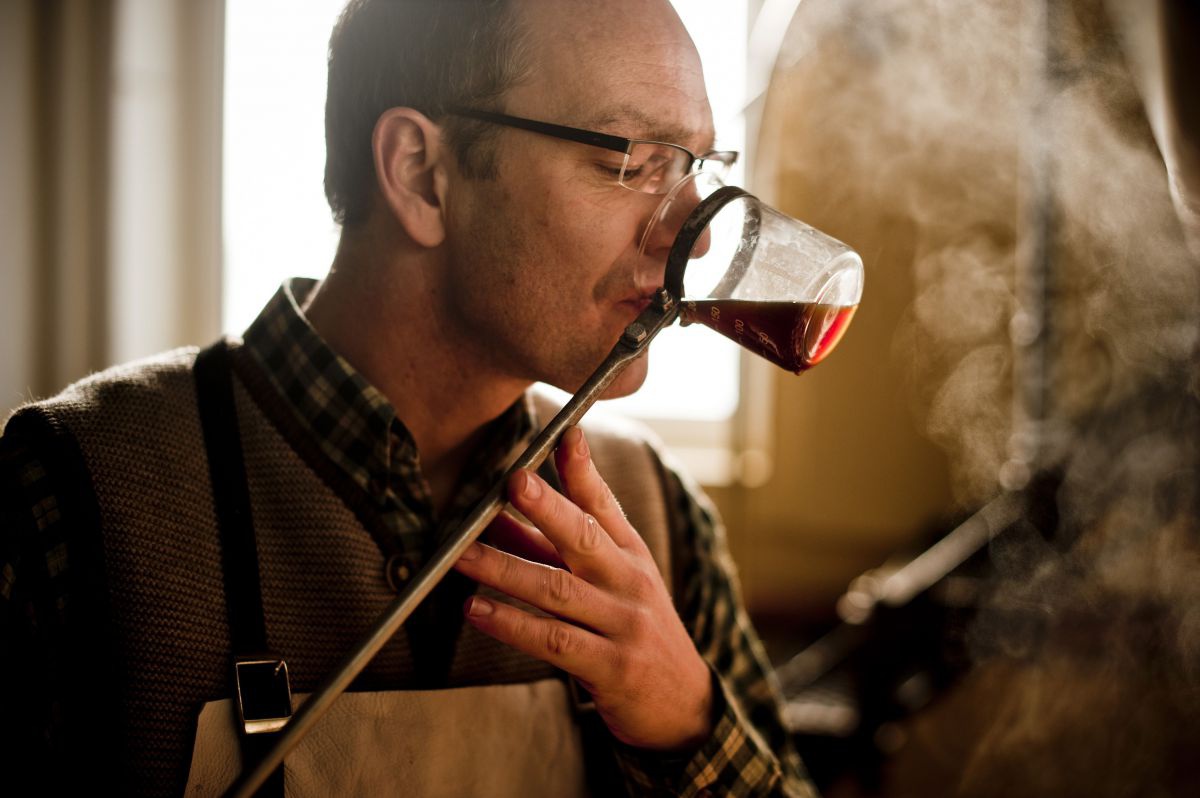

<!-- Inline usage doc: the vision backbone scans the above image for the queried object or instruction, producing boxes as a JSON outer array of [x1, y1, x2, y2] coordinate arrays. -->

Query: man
[[1, 0, 815, 795]]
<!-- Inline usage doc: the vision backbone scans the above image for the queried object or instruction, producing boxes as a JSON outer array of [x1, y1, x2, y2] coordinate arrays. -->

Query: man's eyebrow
[[579, 105, 716, 152]]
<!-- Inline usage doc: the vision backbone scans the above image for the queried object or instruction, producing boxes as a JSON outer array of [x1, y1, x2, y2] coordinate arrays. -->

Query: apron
[[184, 682, 588, 796]]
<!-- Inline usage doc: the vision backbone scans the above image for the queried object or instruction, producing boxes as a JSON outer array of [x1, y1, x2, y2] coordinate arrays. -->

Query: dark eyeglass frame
[[447, 107, 739, 189]]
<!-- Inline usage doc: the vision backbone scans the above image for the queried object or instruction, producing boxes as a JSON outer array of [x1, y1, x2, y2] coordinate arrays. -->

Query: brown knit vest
[[11, 343, 673, 796]]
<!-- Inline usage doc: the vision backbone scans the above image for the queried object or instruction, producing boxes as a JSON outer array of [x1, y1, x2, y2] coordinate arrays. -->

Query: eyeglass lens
[[620, 141, 731, 194]]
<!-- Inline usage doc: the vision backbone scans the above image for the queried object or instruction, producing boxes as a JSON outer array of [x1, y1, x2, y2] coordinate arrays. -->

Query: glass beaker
[[638, 174, 864, 373]]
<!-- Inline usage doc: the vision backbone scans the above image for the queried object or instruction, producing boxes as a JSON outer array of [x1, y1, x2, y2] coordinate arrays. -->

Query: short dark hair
[[324, 0, 531, 227]]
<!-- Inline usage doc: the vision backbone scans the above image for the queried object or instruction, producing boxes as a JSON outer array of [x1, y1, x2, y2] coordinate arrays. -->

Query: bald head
[[507, 0, 714, 152], [324, 0, 714, 228]]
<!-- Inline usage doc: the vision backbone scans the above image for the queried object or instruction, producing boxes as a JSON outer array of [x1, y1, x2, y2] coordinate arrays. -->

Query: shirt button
[[385, 555, 413, 591]]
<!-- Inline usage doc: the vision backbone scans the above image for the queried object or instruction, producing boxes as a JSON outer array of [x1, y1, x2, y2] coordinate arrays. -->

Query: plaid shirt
[[1, 279, 814, 797]]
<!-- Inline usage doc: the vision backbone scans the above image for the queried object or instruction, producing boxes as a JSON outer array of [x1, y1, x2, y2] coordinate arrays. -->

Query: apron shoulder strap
[[194, 339, 288, 797]]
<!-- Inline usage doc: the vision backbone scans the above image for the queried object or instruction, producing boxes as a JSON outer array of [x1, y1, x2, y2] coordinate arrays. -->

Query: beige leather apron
[[185, 680, 588, 796]]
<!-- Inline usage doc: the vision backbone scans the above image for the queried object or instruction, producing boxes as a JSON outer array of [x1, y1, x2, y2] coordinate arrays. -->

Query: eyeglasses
[[448, 107, 739, 195]]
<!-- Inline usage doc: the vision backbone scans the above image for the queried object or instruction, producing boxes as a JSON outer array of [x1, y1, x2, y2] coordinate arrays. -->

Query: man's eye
[[597, 162, 637, 178]]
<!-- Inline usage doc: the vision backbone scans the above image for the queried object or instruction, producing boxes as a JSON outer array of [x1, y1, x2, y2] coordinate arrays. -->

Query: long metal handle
[[225, 292, 677, 797]]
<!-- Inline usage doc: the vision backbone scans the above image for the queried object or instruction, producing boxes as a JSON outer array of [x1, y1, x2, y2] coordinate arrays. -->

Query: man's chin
[[542, 350, 649, 400], [597, 350, 649, 400]]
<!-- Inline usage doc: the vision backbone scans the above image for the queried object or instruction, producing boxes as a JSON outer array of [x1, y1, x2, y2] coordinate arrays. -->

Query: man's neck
[[302, 237, 529, 512]]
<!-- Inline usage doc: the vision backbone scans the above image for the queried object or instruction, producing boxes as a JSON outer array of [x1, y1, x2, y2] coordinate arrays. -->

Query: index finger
[[554, 426, 641, 550], [507, 468, 624, 585], [484, 510, 567, 570]]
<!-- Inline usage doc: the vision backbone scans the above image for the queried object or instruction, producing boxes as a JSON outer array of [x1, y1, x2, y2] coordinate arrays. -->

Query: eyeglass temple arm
[[447, 107, 631, 154]]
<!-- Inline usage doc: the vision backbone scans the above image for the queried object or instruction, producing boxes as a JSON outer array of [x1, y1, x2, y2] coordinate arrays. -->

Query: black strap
[[196, 342, 269, 654], [194, 340, 285, 797]]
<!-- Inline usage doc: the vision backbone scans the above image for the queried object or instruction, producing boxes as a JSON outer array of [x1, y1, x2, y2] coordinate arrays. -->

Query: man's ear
[[371, 108, 450, 248]]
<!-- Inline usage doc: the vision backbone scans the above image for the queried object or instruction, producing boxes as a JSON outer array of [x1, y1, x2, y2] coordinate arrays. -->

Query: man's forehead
[[577, 104, 716, 152], [509, 0, 714, 151]]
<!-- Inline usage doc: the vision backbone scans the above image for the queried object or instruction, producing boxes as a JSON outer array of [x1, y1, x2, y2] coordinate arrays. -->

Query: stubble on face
[[436, 0, 714, 396]]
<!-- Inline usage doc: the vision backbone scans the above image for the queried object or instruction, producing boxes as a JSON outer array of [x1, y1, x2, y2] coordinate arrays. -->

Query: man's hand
[[452, 426, 714, 752]]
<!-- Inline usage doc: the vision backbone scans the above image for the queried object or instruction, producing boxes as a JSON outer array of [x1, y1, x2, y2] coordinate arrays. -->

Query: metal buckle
[[234, 657, 294, 735]]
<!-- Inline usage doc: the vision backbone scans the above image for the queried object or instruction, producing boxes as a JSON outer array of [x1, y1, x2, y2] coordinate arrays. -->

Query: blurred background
[[2, 0, 1197, 794]]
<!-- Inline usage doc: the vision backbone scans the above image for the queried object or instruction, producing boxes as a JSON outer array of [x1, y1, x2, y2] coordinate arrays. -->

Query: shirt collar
[[241, 278, 535, 521]]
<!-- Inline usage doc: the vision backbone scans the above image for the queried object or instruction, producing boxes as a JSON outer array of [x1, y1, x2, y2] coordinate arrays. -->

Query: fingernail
[[459, 543, 481, 561], [466, 597, 493, 617], [521, 470, 541, 499], [574, 427, 589, 458]]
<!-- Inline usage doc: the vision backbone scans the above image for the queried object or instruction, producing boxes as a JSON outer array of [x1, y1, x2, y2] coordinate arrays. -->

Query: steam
[[765, 0, 1197, 496], [761, 0, 1200, 791]]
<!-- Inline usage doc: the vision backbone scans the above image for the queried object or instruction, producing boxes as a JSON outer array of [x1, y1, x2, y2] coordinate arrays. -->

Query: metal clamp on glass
[[234, 657, 294, 735]]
